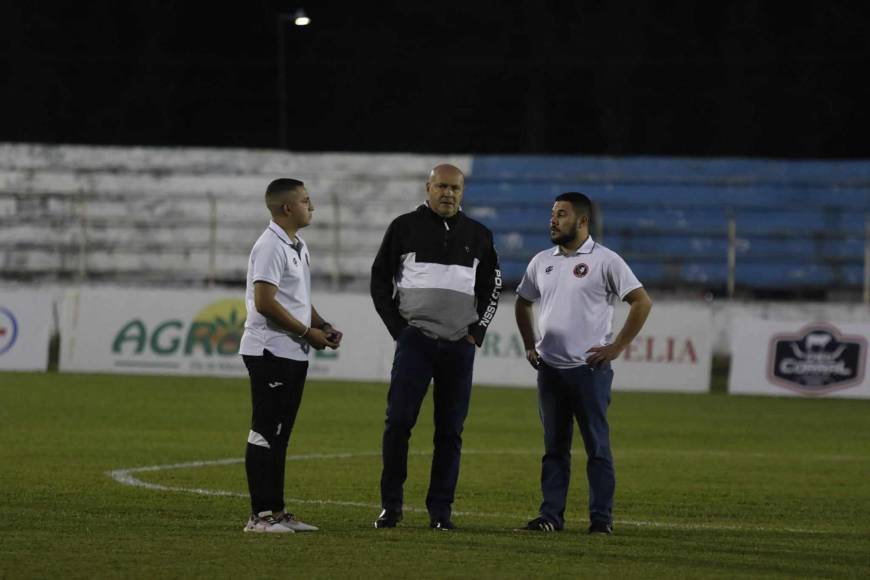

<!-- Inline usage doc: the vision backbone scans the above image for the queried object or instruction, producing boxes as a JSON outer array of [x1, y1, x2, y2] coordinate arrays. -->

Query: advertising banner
[[58, 288, 393, 380], [0, 289, 53, 371], [729, 318, 870, 398], [59, 289, 712, 393], [473, 301, 713, 392], [60, 288, 249, 376]]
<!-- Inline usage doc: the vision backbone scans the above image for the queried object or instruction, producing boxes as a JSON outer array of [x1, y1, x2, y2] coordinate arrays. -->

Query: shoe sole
[[282, 525, 319, 532], [243, 527, 295, 534]]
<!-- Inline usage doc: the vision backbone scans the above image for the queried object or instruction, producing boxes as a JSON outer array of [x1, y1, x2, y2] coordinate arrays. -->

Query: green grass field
[[1, 371, 869, 579]]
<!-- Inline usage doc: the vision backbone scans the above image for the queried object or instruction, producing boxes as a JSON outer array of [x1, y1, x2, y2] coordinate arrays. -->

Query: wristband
[[299, 326, 310, 338]]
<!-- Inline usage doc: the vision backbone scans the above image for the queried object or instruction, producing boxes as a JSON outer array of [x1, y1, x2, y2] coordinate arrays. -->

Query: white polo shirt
[[239, 221, 312, 361], [516, 236, 642, 369]]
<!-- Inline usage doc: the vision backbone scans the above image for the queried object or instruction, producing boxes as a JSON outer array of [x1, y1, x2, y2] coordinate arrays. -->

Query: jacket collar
[[419, 202, 462, 226]]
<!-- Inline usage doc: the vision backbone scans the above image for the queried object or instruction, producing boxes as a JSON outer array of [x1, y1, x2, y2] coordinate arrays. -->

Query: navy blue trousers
[[537, 362, 615, 527], [380, 326, 476, 520]]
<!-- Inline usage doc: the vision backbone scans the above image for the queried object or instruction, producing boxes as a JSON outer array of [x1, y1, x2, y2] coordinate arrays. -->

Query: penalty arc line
[[107, 450, 837, 536]]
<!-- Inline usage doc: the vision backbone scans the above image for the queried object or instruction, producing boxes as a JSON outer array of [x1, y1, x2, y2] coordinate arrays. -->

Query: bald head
[[426, 164, 465, 218], [428, 164, 464, 183]]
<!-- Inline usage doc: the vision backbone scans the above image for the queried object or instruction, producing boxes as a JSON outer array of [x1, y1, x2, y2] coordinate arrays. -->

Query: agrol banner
[[58, 288, 393, 379]]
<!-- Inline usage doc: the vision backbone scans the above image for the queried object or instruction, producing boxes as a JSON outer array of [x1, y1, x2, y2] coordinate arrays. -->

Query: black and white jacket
[[371, 203, 502, 345]]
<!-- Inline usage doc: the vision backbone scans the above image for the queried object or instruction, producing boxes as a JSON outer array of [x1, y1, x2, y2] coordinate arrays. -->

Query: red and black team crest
[[573, 263, 589, 278], [767, 323, 867, 395]]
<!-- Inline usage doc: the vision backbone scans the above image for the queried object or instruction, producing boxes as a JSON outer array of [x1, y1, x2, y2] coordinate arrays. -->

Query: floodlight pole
[[276, 14, 291, 149], [727, 211, 736, 300], [276, 10, 311, 149], [863, 214, 870, 305]]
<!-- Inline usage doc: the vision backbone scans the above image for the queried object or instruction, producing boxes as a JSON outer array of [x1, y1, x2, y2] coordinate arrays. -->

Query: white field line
[[106, 449, 849, 535]]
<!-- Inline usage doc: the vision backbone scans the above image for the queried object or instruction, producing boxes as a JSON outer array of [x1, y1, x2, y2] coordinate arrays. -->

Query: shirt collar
[[552, 235, 595, 256], [268, 220, 300, 247]]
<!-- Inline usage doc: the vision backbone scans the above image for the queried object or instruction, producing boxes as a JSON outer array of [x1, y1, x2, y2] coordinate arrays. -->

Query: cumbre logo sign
[[767, 323, 867, 395]]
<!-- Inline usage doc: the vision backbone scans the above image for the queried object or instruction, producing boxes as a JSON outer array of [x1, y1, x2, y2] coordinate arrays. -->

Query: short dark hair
[[266, 178, 304, 197], [554, 192, 592, 218], [265, 178, 305, 214]]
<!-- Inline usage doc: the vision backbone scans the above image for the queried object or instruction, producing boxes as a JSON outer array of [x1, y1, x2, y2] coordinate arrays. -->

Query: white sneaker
[[243, 511, 296, 533], [277, 511, 319, 532]]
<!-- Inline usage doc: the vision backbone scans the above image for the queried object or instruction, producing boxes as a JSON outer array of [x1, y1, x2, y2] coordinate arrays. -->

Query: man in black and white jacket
[[370, 164, 501, 530]]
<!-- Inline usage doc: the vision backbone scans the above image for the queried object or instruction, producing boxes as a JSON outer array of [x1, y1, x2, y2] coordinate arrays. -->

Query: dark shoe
[[374, 508, 402, 528], [588, 521, 613, 535], [429, 518, 455, 531], [519, 516, 561, 532]]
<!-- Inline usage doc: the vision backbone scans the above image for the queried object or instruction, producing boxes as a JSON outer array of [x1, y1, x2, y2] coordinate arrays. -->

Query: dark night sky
[[2, 1, 869, 157]]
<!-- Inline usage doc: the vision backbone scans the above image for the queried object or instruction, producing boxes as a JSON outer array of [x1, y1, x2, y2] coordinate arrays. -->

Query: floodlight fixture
[[294, 9, 310, 26]]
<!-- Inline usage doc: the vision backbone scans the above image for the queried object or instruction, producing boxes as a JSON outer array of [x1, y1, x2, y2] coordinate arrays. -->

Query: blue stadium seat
[[739, 237, 816, 257], [842, 264, 865, 285], [736, 262, 835, 288], [820, 237, 865, 258]]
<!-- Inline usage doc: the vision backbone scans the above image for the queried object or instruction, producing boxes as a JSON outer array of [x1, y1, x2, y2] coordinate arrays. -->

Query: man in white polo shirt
[[515, 192, 652, 535], [238, 178, 343, 534]]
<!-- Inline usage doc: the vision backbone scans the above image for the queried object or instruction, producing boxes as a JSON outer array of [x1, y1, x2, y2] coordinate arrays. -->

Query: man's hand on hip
[[585, 343, 623, 368]]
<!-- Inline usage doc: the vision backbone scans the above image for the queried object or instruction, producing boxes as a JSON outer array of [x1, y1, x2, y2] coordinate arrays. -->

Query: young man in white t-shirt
[[515, 192, 652, 535], [238, 178, 343, 533]]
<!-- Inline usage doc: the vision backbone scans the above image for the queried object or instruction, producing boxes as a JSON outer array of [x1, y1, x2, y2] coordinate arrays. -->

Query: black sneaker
[[520, 516, 561, 532], [588, 521, 613, 535], [429, 518, 455, 531], [374, 508, 402, 528]]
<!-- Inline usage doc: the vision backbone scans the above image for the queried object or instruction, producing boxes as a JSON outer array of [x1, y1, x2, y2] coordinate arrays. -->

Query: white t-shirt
[[516, 236, 642, 369], [239, 221, 312, 361]]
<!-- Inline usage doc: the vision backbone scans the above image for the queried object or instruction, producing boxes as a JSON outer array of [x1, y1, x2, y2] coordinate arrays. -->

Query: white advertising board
[[59, 289, 712, 393], [729, 318, 870, 398], [473, 300, 712, 392], [59, 288, 249, 376], [58, 288, 393, 380], [0, 289, 53, 371]]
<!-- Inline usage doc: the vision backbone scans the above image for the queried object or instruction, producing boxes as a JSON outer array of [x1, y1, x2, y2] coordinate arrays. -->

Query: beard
[[550, 223, 579, 246]]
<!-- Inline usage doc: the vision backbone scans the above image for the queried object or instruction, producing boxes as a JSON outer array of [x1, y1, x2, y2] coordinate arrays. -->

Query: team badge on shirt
[[573, 263, 589, 278], [545, 265, 554, 274]]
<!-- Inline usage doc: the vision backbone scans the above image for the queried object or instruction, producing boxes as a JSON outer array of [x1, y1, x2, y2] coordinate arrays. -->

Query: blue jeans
[[537, 362, 615, 527], [380, 326, 476, 520]]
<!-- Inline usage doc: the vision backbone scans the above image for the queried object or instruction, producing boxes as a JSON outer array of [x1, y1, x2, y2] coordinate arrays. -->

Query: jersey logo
[[573, 263, 589, 278], [545, 265, 554, 274], [292, 257, 298, 266]]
